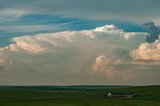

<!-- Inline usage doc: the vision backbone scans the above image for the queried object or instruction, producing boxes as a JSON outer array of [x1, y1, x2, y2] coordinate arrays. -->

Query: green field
[[0, 85, 160, 106]]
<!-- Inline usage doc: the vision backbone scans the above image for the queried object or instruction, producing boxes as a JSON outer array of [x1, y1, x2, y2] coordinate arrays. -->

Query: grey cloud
[[144, 21, 159, 43], [1, 0, 160, 22]]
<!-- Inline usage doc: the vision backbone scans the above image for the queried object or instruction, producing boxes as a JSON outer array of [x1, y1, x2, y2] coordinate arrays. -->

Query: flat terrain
[[0, 85, 160, 106]]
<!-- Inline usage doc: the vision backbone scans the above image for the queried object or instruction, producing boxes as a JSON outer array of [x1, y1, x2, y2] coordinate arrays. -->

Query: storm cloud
[[0, 25, 159, 85]]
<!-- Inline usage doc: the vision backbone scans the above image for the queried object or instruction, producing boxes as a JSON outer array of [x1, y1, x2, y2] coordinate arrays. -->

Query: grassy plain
[[0, 85, 160, 106]]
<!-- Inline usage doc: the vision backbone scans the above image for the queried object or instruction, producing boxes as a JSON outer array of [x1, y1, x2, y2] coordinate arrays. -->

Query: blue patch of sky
[[0, 14, 146, 47]]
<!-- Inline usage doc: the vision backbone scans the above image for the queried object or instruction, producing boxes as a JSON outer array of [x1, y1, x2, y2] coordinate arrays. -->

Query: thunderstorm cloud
[[0, 25, 159, 85]]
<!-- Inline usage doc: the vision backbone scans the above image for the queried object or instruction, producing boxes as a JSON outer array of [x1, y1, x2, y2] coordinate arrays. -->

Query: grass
[[0, 85, 160, 106]]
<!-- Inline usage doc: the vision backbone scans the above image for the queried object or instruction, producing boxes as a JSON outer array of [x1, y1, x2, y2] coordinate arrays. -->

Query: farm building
[[108, 92, 134, 98]]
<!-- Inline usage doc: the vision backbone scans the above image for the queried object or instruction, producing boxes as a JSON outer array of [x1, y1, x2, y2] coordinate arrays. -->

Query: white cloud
[[1, 25, 146, 54], [0, 9, 29, 17], [154, 19, 160, 26], [0, 25, 57, 33], [130, 60, 160, 65], [1, 36, 46, 54], [94, 25, 145, 40], [0, 25, 159, 85], [123, 32, 139, 40], [113, 59, 126, 64], [94, 25, 120, 32], [0, 9, 31, 21], [92, 55, 107, 73], [130, 39, 160, 60]]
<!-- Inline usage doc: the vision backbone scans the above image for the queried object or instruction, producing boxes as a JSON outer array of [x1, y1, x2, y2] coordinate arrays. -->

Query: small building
[[108, 92, 134, 98]]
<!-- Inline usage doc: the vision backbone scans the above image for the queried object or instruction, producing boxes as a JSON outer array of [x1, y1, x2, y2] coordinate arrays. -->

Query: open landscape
[[0, 0, 160, 106], [0, 85, 160, 106]]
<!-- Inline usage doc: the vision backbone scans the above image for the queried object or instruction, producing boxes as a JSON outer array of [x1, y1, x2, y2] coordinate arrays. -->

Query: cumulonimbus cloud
[[0, 25, 159, 85]]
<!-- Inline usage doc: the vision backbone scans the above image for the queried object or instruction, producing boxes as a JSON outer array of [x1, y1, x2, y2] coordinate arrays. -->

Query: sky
[[0, 0, 160, 85]]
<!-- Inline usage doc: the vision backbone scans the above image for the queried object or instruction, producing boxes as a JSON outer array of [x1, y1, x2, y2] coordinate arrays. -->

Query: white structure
[[108, 92, 134, 98]]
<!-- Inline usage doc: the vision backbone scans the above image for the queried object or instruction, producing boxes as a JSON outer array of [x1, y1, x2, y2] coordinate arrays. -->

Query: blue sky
[[1, 0, 159, 46], [0, 14, 146, 46], [0, 0, 160, 85]]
